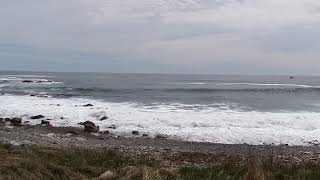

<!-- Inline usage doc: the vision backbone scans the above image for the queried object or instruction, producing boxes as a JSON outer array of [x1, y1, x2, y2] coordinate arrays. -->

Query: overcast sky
[[1, 0, 320, 74]]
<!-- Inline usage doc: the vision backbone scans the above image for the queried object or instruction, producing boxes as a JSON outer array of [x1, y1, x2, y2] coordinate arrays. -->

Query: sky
[[1, 0, 320, 74]]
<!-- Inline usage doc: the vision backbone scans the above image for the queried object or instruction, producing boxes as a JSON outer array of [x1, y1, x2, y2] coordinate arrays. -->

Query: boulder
[[41, 120, 51, 126], [132, 131, 139, 136], [101, 130, 110, 135], [142, 134, 149, 137], [10, 118, 22, 126], [47, 133, 56, 138], [99, 116, 108, 121], [83, 104, 94, 107], [22, 80, 33, 83], [108, 125, 117, 129], [79, 121, 99, 133], [9, 141, 21, 146], [155, 134, 168, 139], [30, 115, 45, 119], [99, 170, 114, 179]]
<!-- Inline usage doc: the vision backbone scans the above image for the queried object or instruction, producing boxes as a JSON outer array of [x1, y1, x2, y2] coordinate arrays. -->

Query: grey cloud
[[0, 0, 320, 75]]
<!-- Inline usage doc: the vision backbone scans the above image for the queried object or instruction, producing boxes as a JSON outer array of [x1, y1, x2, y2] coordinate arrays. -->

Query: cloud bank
[[0, 0, 320, 74]]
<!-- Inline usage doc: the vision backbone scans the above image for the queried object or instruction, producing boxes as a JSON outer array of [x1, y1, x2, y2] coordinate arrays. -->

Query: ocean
[[0, 71, 320, 145]]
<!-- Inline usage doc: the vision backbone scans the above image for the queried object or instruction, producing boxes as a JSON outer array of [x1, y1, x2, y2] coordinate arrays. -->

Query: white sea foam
[[0, 94, 319, 145], [168, 82, 320, 88], [0, 75, 60, 84], [215, 83, 320, 88], [2, 75, 54, 78], [167, 83, 207, 85]]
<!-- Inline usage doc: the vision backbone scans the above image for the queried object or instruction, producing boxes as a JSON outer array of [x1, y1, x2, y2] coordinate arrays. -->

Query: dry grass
[[0, 144, 319, 180]]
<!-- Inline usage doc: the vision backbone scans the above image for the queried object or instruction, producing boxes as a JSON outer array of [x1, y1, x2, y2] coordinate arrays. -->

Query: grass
[[0, 144, 320, 180]]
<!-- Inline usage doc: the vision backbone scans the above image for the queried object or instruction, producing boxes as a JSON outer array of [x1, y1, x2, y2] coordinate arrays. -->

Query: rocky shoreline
[[1, 118, 320, 167]]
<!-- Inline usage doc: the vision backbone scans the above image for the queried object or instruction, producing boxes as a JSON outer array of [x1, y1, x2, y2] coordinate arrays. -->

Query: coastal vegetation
[[0, 144, 319, 180]]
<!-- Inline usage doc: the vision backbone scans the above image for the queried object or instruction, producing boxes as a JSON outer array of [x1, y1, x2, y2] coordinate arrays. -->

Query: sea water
[[1, 71, 320, 145]]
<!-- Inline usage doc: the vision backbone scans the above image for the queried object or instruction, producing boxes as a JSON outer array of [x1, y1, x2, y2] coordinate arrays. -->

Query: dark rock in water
[[30, 115, 45, 119], [99, 116, 108, 121], [10, 118, 22, 126], [57, 104, 61, 106], [142, 134, 149, 137], [41, 120, 51, 127], [60, 117, 64, 119], [289, 76, 294, 79], [108, 125, 117, 129], [22, 80, 33, 83], [30, 94, 36, 97], [78, 121, 94, 126], [5, 118, 11, 122], [79, 121, 99, 133], [83, 104, 94, 107], [132, 131, 139, 135], [155, 134, 168, 139], [67, 130, 79, 135], [0, 118, 4, 122], [101, 130, 110, 135]]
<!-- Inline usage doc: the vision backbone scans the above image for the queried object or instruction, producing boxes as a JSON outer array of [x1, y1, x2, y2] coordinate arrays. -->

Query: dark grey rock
[[22, 80, 33, 83], [83, 104, 94, 107], [41, 120, 51, 127], [155, 134, 168, 139], [79, 121, 99, 133], [10, 118, 22, 126], [30, 115, 45, 119], [108, 125, 117, 129], [101, 130, 110, 135], [99, 116, 108, 121], [132, 131, 139, 136]]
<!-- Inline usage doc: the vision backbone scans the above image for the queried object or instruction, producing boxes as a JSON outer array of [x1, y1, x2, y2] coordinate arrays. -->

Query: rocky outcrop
[[22, 80, 53, 83], [79, 121, 99, 133]]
